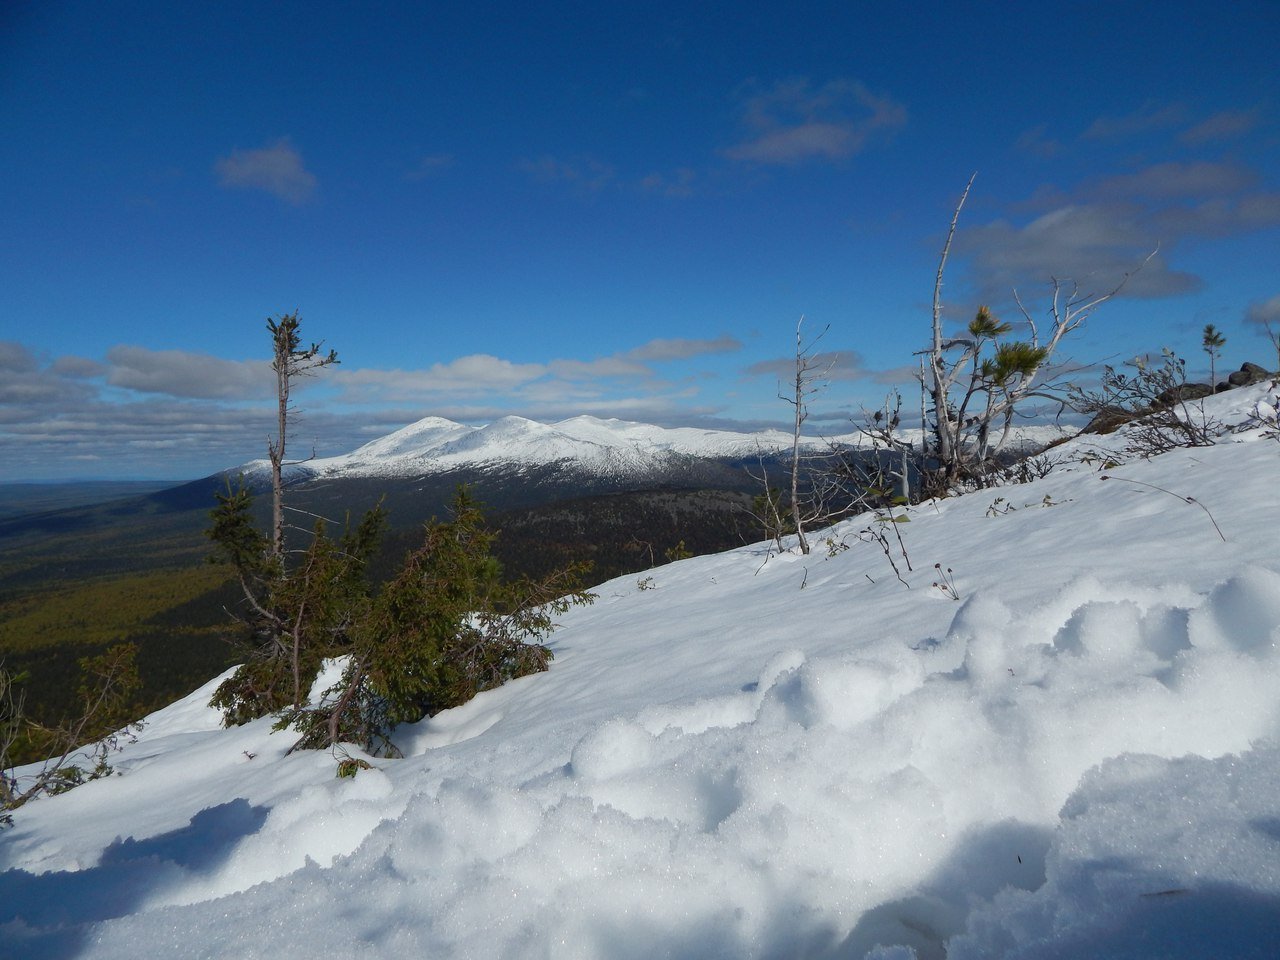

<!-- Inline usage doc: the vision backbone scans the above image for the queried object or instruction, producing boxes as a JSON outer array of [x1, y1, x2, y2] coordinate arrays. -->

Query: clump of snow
[[2, 383, 1279, 958]]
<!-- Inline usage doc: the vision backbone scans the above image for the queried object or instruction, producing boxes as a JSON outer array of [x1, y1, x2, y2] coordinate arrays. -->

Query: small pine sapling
[[1202, 323, 1226, 391]]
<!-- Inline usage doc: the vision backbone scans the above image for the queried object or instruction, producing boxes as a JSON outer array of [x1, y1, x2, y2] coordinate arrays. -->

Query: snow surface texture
[[3, 385, 1279, 958], [240, 412, 1065, 481]]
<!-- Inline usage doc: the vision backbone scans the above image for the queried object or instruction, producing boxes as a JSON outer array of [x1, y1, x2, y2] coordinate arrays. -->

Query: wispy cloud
[[405, 153, 455, 180], [1089, 160, 1256, 200], [519, 155, 616, 192], [640, 167, 696, 197], [1180, 108, 1261, 144], [744, 349, 873, 383], [726, 78, 906, 165], [1081, 102, 1186, 140], [547, 357, 650, 381], [215, 137, 317, 204], [627, 336, 742, 362], [960, 205, 1198, 302], [1015, 124, 1062, 159], [1245, 293, 1280, 326], [958, 157, 1280, 304]]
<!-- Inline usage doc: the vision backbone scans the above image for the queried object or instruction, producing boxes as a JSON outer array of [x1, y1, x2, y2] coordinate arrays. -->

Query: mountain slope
[[2, 385, 1279, 959]]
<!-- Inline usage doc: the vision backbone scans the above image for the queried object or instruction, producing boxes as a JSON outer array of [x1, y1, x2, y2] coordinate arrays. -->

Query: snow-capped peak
[[287, 413, 823, 480]]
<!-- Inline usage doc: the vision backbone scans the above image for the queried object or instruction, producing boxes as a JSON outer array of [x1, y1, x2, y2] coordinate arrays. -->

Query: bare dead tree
[[267, 313, 338, 562], [782, 317, 838, 554], [921, 177, 1154, 487], [924, 173, 976, 474]]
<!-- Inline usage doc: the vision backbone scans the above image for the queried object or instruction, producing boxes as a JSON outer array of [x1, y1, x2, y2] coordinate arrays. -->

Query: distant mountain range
[[238, 414, 847, 484]]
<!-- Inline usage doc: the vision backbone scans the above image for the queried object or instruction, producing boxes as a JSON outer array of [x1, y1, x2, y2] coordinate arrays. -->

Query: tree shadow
[[0, 798, 267, 960]]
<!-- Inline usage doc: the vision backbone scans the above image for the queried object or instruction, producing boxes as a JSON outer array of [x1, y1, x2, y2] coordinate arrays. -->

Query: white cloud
[[331, 354, 547, 402], [51, 355, 107, 378], [106, 346, 275, 400], [0, 340, 38, 373], [0, 343, 97, 405], [726, 78, 906, 165], [215, 138, 317, 204]]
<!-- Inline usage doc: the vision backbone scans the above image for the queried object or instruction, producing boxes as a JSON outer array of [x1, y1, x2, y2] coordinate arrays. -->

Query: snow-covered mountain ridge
[[240, 411, 1069, 483], [248, 414, 827, 480], [4, 384, 1279, 958]]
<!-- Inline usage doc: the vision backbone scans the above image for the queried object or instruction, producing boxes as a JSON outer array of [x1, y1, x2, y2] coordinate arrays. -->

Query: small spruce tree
[[1202, 323, 1226, 390]]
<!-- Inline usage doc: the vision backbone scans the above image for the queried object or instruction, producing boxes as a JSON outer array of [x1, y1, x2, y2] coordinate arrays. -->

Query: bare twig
[[1099, 474, 1226, 542]]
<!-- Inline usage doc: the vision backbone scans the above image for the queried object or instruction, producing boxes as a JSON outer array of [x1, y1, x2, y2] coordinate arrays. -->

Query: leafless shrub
[[1070, 350, 1225, 457]]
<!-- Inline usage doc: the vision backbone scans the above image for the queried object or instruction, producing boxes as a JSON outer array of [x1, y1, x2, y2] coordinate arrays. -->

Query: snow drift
[[2, 384, 1279, 959]]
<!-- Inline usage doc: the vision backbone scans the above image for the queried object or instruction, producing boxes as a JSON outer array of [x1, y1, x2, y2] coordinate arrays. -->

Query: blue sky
[[2, 1, 1278, 480]]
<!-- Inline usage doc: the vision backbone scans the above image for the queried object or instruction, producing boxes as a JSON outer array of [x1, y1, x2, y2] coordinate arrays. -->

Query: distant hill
[[0, 480, 181, 520]]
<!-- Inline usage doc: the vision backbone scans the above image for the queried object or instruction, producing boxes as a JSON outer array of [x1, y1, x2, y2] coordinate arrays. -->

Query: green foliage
[[208, 491, 386, 724], [209, 486, 594, 755], [268, 314, 338, 373], [206, 479, 272, 578], [321, 489, 593, 751], [663, 540, 693, 563], [967, 305, 1011, 340], [983, 341, 1051, 387], [336, 756, 372, 778], [1202, 323, 1226, 387]]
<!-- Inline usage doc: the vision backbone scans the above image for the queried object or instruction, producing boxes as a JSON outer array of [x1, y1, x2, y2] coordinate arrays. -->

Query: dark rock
[[1227, 362, 1271, 387], [1082, 405, 1147, 435], [1156, 382, 1213, 405]]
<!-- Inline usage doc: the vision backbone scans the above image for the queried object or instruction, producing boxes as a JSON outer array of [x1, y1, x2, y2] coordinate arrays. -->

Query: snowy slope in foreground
[[3, 386, 1280, 959]]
